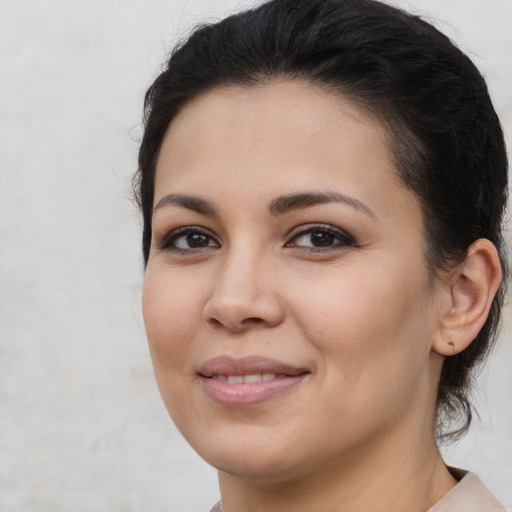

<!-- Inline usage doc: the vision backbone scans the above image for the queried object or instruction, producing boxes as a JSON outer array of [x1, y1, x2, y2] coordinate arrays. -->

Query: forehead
[[157, 80, 396, 184]]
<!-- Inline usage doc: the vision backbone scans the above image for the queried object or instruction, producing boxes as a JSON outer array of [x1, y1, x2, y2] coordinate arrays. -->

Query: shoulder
[[428, 468, 507, 512], [209, 469, 507, 512]]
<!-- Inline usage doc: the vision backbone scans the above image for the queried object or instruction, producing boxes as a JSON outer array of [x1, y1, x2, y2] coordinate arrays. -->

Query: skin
[[142, 81, 500, 512]]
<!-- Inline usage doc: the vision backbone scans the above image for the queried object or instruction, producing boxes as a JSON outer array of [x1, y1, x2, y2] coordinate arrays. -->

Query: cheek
[[286, 260, 433, 375], [142, 267, 206, 371], [285, 266, 435, 437]]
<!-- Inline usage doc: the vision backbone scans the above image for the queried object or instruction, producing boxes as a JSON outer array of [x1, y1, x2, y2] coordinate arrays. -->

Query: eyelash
[[156, 226, 220, 254], [156, 224, 356, 254], [285, 224, 356, 252]]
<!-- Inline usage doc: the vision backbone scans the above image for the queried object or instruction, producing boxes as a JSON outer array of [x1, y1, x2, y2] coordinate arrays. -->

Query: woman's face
[[143, 81, 446, 482]]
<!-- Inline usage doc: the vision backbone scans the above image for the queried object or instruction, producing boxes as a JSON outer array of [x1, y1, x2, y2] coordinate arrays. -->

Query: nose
[[202, 250, 285, 333]]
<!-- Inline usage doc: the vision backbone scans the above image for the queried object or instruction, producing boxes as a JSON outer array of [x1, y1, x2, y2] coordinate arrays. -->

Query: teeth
[[215, 373, 277, 384], [243, 374, 262, 383]]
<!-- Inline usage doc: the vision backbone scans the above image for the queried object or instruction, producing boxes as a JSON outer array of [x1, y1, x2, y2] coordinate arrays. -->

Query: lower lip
[[200, 375, 308, 408]]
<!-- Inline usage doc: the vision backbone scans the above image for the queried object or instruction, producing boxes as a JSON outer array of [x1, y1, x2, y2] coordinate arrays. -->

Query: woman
[[134, 0, 508, 510]]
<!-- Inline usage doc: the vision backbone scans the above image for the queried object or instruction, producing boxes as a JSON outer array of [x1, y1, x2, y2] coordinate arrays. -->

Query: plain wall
[[1, 1, 511, 510]]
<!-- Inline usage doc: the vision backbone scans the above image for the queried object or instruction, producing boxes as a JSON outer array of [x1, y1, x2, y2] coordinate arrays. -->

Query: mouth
[[210, 373, 283, 383], [198, 356, 310, 408]]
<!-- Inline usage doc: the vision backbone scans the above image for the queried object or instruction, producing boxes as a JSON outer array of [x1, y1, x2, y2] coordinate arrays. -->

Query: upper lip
[[198, 356, 310, 377]]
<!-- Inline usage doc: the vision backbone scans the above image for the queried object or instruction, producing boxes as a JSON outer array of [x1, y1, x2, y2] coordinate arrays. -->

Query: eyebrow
[[153, 194, 219, 216], [152, 191, 375, 219], [268, 192, 376, 219]]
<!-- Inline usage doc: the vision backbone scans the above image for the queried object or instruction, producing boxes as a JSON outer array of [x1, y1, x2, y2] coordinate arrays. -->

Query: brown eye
[[309, 230, 336, 247], [186, 233, 211, 248], [157, 226, 220, 252], [287, 225, 355, 251], [173, 232, 218, 250]]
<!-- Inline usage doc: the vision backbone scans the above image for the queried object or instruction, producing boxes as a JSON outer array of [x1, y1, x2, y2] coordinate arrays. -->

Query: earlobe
[[433, 239, 502, 356]]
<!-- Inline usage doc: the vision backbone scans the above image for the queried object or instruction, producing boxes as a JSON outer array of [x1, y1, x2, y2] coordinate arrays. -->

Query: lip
[[198, 356, 310, 408]]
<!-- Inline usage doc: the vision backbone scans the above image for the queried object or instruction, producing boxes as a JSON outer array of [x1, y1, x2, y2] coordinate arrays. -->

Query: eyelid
[[155, 225, 220, 252], [154, 223, 355, 253], [285, 223, 356, 249]]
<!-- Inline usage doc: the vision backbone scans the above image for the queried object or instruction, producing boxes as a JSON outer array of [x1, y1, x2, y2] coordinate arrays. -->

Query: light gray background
[[1, 1, 511, 511]]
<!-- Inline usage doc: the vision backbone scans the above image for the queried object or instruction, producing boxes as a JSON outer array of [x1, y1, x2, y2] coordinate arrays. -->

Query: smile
[[211, 373, 277, 383], [198, 356, 310, 407]]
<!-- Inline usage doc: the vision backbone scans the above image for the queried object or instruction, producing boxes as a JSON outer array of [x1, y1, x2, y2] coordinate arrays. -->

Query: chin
[[208, 452, 308, 483], [187, 427, 313, 483]]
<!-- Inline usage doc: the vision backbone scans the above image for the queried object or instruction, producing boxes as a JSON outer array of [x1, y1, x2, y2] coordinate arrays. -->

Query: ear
[[433, 239, 502, 356]]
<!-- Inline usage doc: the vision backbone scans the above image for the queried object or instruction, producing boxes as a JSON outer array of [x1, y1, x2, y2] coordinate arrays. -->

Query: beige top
[[427, 468, 507, 512], [209, 469, 507, 512]]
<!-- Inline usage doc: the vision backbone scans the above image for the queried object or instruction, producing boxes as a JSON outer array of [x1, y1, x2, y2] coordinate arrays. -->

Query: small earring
[[447, 340, 456, 355]]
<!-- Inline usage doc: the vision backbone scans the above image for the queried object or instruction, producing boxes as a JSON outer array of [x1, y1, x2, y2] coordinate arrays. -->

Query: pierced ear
[[433, 239, 502, 356]]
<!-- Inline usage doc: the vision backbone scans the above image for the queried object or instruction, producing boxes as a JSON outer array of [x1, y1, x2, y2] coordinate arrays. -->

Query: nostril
[[206, 315, 265, 333], [208, 317, 223, 328], [244, 317, 264, 324], [202, 292, 285, 331]]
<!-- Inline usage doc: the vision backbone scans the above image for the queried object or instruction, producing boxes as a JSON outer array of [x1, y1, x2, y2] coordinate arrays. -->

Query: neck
[[217, 421, 457, 512]]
